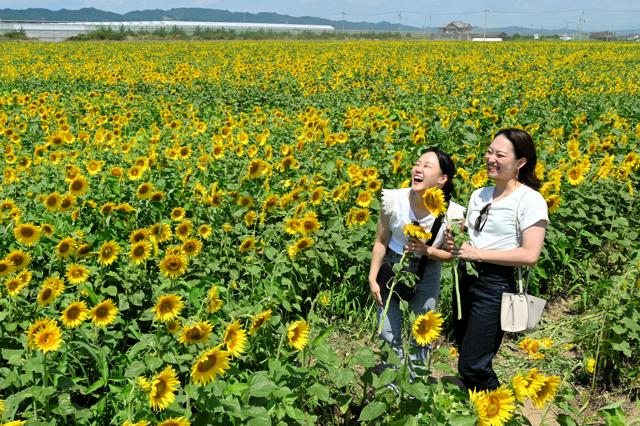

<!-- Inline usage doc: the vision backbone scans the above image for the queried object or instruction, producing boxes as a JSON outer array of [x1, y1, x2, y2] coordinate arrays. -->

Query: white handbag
[[500, 192, 546, 333], [500, 267, 546, 332]]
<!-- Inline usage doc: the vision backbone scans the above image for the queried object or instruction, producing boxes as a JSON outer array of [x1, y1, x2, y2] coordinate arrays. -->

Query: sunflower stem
[[43, 351, 50, 418], [377, 252, 407, 336], [453, 262, 462, 320]]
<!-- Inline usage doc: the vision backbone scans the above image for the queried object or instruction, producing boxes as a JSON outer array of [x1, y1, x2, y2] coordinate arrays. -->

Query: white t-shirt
[[466, 185, 549, 250], [382, 188, 466, 255]]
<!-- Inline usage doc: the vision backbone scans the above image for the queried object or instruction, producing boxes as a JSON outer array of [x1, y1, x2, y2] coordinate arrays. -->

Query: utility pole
[[578, 9, 585, 41], [397, 11, 402, 35], [341, 11, 345, 32], [483, 9, 489, 39], [428, 15, 432, 40]]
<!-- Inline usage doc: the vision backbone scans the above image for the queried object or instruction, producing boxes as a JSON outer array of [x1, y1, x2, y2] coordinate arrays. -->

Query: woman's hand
[[369, 279, 383, 306], [405, 237, 431, 257], [444, 226, 455, 252], [450, 242, 482, 262]]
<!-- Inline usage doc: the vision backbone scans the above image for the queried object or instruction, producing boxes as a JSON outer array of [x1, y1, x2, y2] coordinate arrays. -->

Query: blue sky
[[2, 0, 640, 30]]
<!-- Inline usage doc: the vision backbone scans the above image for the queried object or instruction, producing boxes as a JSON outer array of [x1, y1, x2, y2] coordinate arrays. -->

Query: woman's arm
[[452, 220, 547, 267], [406, 238, 454, 262], [368, 212, 391, 306]]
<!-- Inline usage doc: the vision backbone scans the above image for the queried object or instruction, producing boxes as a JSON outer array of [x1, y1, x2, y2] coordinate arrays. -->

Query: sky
[[2, 0, 640, 30]]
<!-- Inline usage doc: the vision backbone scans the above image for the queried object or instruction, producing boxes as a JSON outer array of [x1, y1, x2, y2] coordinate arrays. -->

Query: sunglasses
[[474, 203, 491, 232]]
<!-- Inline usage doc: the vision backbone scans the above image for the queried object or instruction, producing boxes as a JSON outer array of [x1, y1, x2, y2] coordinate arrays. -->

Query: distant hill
[[1, 8, 635, 35], [0, 7, 420, 32]]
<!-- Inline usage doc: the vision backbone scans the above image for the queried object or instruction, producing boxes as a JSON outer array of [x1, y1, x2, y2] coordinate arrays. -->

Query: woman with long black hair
[[368, 146, 464, 372], [446, 128, 549, 390]]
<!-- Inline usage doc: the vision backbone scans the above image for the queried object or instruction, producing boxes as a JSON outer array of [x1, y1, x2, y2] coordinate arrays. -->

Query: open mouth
[[412, 175, 423, 183]]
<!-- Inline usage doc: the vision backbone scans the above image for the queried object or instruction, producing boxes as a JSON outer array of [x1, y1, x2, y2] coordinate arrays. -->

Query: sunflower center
[[486, 399, 500, 417], [20, 228, 34, 237], [72, 269, 83, 278], [42, 288, 52, 300], [198, 354, 216, 372], [133, 246, 145, 256], [167, 260, 180, 271], [71, 180, 83, 191], [187, 329, 201, 339], [161, 302, 173, 312], [155, 378, 166, 395], [102, 247, 113, 256], [96, 306, 108, 318], [67, 306, 80, 320], [59, 242, 70, 253]]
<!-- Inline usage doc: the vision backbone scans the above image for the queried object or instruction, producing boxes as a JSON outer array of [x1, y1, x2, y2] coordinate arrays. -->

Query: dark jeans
[[452, 261, 516, 391]]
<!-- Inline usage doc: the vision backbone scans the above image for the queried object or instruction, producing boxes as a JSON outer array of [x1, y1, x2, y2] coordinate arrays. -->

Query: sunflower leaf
[[358, 401, 386, 422]]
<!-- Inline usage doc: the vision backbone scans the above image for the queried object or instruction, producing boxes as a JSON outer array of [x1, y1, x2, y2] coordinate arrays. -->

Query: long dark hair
[[495, 128, 541, 191], [420, 146, 456, 202]]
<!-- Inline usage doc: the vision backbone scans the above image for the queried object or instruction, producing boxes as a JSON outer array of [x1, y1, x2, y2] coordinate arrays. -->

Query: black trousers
[[452, 261, 516, 391]]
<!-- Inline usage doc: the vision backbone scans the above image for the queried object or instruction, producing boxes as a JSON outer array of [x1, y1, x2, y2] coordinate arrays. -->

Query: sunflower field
[[0, 40, 639, 425]]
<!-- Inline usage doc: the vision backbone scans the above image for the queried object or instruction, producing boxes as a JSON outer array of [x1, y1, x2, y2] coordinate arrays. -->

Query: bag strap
[[415, 214, 444, 280], [515, 188, 532, 294]]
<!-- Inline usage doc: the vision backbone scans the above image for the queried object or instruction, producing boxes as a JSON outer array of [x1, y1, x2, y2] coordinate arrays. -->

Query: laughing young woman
[[368, 147, 464, 371], [446, 128, 549, 391]]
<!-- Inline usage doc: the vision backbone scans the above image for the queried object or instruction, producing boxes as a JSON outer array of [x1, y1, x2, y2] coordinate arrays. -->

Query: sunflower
[[468, 388, 489, 425], [136, 182, 153, 199], [149, 365, 180, 411], [0, 259, 15, 277], [346, 208, 370, 227], [149, 222, 172, 243], [152, 294, 184, 322], [300, 211, 320, 234], [530, 375, 561, 408], [207, 285, 224, 314], [128, 165, 143, 181], [236, 195, 254, 209], [91, 299, 118, 327], [220, 320, 246, 357], [157, 417, 190, 426], [367, 179, 382, 192], [4, 277, 27, 296], [403, 224, 432, 242], [178, 321, 212, 345], [122, 420, 150, 426], [191, 345, 231, 386], [76, 243, 92, 258], [356, 191, 373, 207], [244, 210, 257, 227], [545, 194, 562, 213], [284, 218, 301, 235], [566, 165, 585, 186], [61, 300, 88, 328], [37, 278, 65, 306], [34, 321, 63, 353], [422, 187, 448, 217], [248, 309, 272, 335], [159, 254, 188, 279], [174, 219, 193, 241], [44, 192, 60, 211], [481, 386, 516, 425], [287, 236, 314, 259], [309, 187, 324, 205], [26, 318, 55, 349], [149, 191, 165, 202], [129, 228, 150, 244], [412, 311, 444, 346], [58, 194, 76, 212], [166, 319, 181, 334], [97, 240, 120, 266], [41, 223, 55, 236], [129, 241, 152, 264], [170, 207, 186, 222], [56, 237, 76, 258], [198, 224, 212, 240], [100, 202, 116, 216], [13, 223, 41, 246], [68, 175, 89, 196], [287, 320, 310, 351], [263, 194, 279, 210], [238, 236, 256, 253], [179, 238, 202, 258]]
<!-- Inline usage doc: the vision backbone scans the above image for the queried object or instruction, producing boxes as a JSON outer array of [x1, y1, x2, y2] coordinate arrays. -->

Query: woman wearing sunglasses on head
[[445, 128, 549, 391], [368, 147, 464, 374]]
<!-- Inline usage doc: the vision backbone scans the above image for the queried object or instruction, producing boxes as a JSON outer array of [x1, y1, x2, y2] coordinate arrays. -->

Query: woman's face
[[485, 135, 526, 182], [411, 152, 447, 192]]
